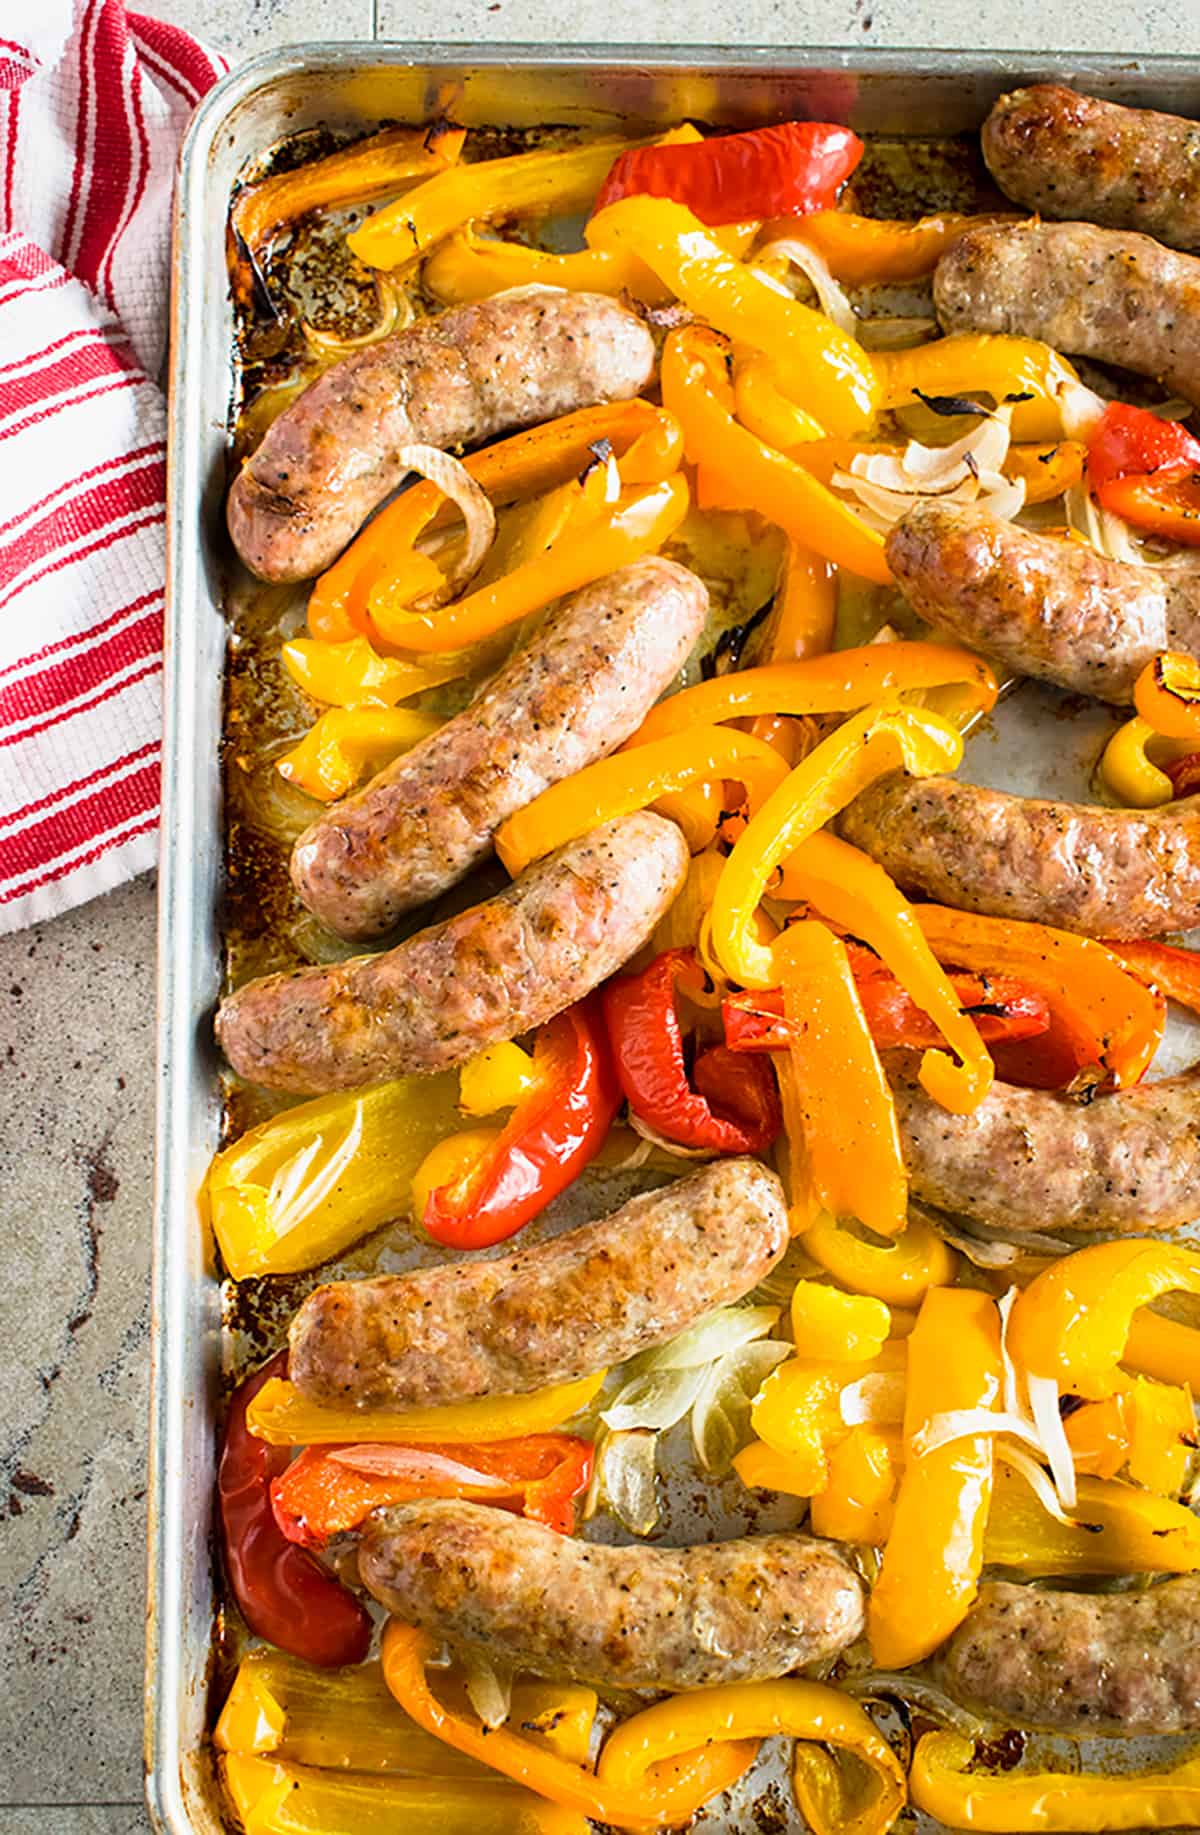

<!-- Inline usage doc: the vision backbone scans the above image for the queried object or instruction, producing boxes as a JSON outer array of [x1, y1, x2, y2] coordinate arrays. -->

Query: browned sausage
[[359, 1502, 865, 1690], [935, 221, 1200, 406], [890, 1051, 1200, 1236], [216, 812, 687, 1092], [290, 559, 708, 941], [887, 500, 1200, 704], [942, 1576, 1200, 1734], [226, 291, 655, 580], [983, 85, 1200, 253], [288, 1157, 788, 1409], [840, 774, 1200, 939]]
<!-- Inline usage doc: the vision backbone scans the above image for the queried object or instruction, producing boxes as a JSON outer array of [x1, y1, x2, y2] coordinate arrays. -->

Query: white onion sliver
[[844, 1671, 990, 1739], [461, 1649, 515, 1730], [392, 443, 496, 602], [266, 1102, 364, 1246], [840, 1370, 906, 1428], [601, 1363, 709, 1433], [691, 1340, 792, 1474], [996, 1441, 1081, 1528], [640, 1304, 781, 1374], [325, 1445, 511, 1488], [1027, 1372, 1079, 1511], [911, 1406, 1044, 1461], [594, 1428, 660, 1536], [753, 236, 858, 333], [997, 1286, 1022, 1420], [489, 283, 569, 302], [627, 1111, 717, 1161]]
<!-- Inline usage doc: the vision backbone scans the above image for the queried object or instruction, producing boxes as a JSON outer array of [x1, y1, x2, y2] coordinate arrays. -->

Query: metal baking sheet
[[148, 44, 1200, 1835]]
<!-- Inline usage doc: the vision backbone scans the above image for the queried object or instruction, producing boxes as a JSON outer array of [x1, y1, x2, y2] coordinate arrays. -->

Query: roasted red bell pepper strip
[[1168, 753, 1200, 797], [218, 1353, 371, 1668], [1087, 403, 1200, 543], [593, 122, 863, 225], [1101, 939, 1200, 1017], [422, 999, 619, 1250], [271, 1434, 594, 1548], [723, 971, 1050, 1055], [601, 948, 782, 1153]]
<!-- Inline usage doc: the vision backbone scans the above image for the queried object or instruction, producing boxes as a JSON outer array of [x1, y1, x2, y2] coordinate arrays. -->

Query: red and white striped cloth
[[0, 3, 223, 932]]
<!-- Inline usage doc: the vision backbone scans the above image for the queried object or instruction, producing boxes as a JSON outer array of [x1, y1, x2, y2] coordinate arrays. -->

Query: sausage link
[[359, 1501, 865, 1690], [890, 1051, 1200, 1236], [226, 292, 655, 581], [934, 221, 1200, 407], [216, 811, 688, 1092], [290, 559, 709, 941], [887, 500, 1200, 704], [942, 1577, 1200, 1734], [983, 85, 1200, 252], [288, 1157, 788, 1409], [840, 775, 1200, 939]]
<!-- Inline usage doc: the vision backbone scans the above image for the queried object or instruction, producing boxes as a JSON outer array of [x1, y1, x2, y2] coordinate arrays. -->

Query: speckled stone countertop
[[4, 4, 1200, 1830]]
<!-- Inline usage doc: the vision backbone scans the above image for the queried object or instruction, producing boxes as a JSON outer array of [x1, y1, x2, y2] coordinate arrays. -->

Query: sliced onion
[[840, 1370, 906, 1428], [1027, 1371, 1078, 1512], [691, 1339, 792, 1475], [265, 1102, 364, 1245], [490, 283, 568, 302], [391, 444, 497, 604], [461, 1649, 515, 1730], [910, 1406, 1044, 1462], [996, 1441, 1082, 1527], [1064, 478, 1148, 565], [1058, 379, 1107, 442], [324, 1445, 512, 1488], [627, 1111, 717, 1160], [588, 1428, 660, 1536], [301, 273, 412, 358], [855, 315, 938, 352], [843, 1672, 990, 1739], [753, 237, 858, 333], [601, 1363, 709, 1433], [640, 1304, 782, 1374], [997, 1286, 1022, 1419]]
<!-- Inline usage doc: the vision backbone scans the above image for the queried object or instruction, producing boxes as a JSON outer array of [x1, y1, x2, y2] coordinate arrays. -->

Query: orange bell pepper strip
[[660, 325, 890, 583], [270, 1435, 594, 1548], [494, 727, 790, 877], [231, 124, 465, 276], [784, 208, 1015, 285], [909, 905, 1166, 1091], [306, 399, 675, 640], [631, 641, 997, 747], [368, 472, 688, 653], [773, 921, 909, 1238], [809, 1425, 902, 1543], [379, 1622, 759, 1833], [801, 1211, 958, 1307], [767, 536, 837, 659], [1103, 938, 1200, 1016], [588, 198, 879, 437], [1064, 1395, 1129, 1480], [1124, 1308, 1200, 1390], [1100, 470, 1200, 544], [1134, 650, 1200, 740], [1007, 1239, 1200, 1401], [731, 346, 827, 450], [869, 1287, 1002, 1668]]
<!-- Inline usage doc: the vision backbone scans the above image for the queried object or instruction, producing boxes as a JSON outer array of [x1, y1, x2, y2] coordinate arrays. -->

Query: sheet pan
[[149, 43, 1200, 1834]]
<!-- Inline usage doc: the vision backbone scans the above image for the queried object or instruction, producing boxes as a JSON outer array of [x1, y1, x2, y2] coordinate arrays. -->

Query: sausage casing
[[216, 812, 688, 1092], [942, 1576, 1200, 1734], [935, 221, 1200, 407], [288, 1157, 789, 1409], [290, 558, 709, 941], [359, 1501, 865, 1690], [840, 775, 1200, 940], [887, 500, 1200, 705], [227, 291, 655, 580], [983, 85, 1200, 253]]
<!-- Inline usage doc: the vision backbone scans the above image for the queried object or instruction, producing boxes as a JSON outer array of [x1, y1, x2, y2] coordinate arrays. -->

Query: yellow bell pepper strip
[[732, 346, 827, 450], [223, 1753, 590, 1835], [1064, 1395, 1129, 1480], [494, 727, 790, 877], [911, 1730, 1200, 1835], [749, 1341, 907, 1493], [422, 217, 762, 307], [370, 474, 689, 653], [632, 641, 997, 746], [875, 333, 1098, 443], [909, 904, 1166, 1092], [1135, 649, 1200, 740], [1125, 1307, 1200, 1390], [790, 1280, 891, 1362], [1007, 1240, 1200, 1402], [246, 1370, 606, 1447], [306, 399, 673, 641], [786, 209, 1014, 285], [662, 325, 890, 579], [774, 922, 909, 1237], [1126, 1374, 1195, 1495], [768, 536, 838, 660], [380, 1622, 759, 1833], [205, 1073, 460, 1281], [281, 634, 466, 708], [231, 124, 466, 291], [780, 831, 994, 1115], [597, 1679, 906, 1835], [802, 1211, 958, 1307], [710, 700, 964, 990], [589, 196, 879, 436], [458, 1039, 538, 1115], [215, 1648, 596, 1771], [276, 706, 442, 802], [810, 1425, 902, 1544], [983, 1459, 1200, 1574], [733, 1437, 821, 1495], [1100, 715, 1175, 807], [869, 1287, 1002, 1668], [348, 134, 661, 272]]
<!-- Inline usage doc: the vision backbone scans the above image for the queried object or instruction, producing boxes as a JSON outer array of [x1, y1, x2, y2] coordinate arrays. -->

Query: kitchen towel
[[0, 2, 223, 933]]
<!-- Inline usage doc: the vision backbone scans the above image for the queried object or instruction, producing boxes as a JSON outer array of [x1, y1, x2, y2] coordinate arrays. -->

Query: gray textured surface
[[7, 5, 1200, 1833]]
